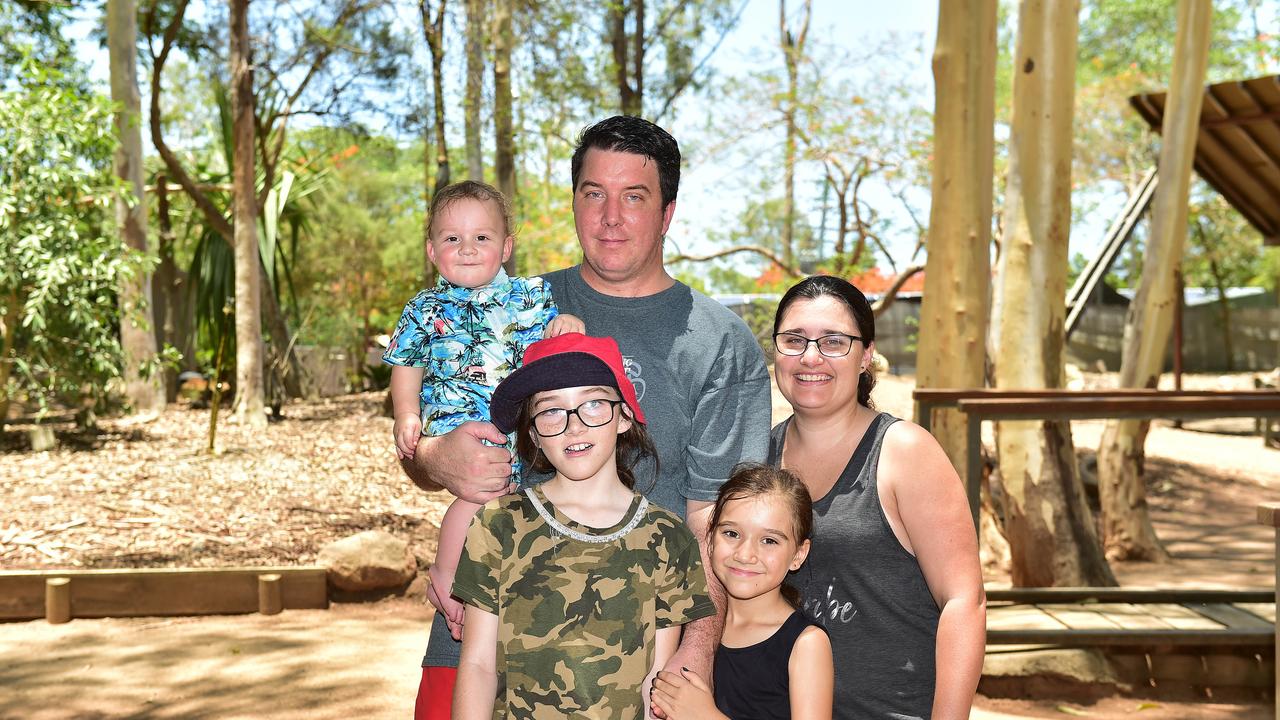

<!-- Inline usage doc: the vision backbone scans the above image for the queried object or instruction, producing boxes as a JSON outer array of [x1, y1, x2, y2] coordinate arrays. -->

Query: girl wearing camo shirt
[[451, 333, 716, 720]]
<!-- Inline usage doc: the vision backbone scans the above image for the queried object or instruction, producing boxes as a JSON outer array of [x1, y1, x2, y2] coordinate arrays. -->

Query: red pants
[[414, 666, 457, 720]]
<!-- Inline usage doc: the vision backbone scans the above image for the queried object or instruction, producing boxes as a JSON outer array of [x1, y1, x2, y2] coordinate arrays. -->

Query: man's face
[[572, 148, 676, 293]]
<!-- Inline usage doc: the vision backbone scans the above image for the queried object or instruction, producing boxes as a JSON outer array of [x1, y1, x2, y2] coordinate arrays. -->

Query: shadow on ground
[[0, 599, 434, 720]]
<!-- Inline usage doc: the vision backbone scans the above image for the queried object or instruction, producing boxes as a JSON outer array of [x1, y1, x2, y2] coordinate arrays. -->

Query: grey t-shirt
[[422, 265, 772, 668]]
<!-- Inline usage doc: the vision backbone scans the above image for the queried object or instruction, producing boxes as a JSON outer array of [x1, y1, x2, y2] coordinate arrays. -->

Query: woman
[[767, 275, 985, 720]]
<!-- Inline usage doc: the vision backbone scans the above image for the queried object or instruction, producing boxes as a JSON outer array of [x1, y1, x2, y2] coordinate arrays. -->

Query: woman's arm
[[880, 422, 986, 720], [452, 605, 500, 720], [788, 626, 833, 720]]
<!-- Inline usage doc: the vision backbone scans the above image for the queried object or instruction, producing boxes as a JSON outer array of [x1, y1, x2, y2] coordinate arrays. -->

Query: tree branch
[[871, 263, 924, 317], [653, 0, 750, 123], [666, 246, 802, 278], [148, 0, 233, 241]]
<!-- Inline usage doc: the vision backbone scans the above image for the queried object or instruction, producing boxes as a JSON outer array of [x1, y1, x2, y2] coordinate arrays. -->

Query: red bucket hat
[[490, 333, 646, 434]]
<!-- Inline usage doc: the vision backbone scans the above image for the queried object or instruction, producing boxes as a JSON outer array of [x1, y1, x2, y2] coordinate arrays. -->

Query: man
[[404, 115, 772, 719]]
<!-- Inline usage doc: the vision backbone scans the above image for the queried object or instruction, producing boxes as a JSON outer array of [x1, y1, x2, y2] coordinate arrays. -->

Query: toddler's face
[[427, 198, 512, 288]]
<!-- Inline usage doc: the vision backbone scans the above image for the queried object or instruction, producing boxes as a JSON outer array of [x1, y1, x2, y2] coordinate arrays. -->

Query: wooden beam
[[0, 567, 328, 620], [987, 627, 1273, 646], [1198, 107, 1280, 129], [987, 588, 1274, 603]]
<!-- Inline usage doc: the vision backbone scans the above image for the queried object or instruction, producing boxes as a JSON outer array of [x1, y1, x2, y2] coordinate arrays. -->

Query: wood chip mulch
[[0, 393, 449, 570]]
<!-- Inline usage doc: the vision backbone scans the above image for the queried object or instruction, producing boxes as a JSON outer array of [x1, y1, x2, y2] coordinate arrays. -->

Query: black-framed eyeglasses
[[772, 332, 863, 358], [531, 399, 624, 437]]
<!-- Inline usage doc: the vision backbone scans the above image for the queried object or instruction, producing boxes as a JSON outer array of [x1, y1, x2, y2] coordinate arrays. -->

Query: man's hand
[[393, 414, 422, 460], [545, 313, 585, 337], [402, 421, 515, 501]]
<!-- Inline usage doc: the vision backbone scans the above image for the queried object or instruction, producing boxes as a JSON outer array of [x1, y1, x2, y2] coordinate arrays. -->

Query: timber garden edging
[[0, 566, 329, 623]]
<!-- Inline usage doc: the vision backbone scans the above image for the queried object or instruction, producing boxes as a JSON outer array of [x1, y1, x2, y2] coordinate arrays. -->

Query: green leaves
[[0, 55, 138, 417]]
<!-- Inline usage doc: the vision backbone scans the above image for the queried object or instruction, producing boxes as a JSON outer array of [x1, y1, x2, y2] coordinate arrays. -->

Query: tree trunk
[[108, 0, 165, 414], [1097, 0, 1211, 562], [915, 0, 997, 475], [0, 289, 18, 426], [464, 0, 485, 182], [779, 0, 810, 271], [422, 0, 450, 199], [152, 176, 183, 401], [993, 0, 1114, 587], [229, 0, 266, 428], [610, 1, 639, 115], [260, 271, 305, 400], [492, 0, 516, 274]]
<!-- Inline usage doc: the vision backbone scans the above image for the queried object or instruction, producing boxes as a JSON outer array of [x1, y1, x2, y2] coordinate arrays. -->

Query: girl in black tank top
[[652, 465, 833, 720]]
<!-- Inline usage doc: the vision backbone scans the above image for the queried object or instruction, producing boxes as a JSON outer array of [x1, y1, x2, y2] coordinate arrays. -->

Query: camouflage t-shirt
[[453, 485, 716, 720]]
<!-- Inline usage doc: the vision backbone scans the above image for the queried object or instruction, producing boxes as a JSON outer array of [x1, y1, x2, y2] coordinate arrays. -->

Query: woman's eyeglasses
[[772, 332, 863, 358], [531, 399, 624, 437]]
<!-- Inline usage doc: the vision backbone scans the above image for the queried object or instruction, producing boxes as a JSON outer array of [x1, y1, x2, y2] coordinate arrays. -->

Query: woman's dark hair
[[570, 116, 681, 208], [513, 391, 658, 492], [773, 275, 877, 408], [709, 463, 813, 609]]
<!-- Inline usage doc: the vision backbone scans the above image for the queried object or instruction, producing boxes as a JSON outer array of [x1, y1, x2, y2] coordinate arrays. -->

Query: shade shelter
[[1130, 73, 1280, 246]]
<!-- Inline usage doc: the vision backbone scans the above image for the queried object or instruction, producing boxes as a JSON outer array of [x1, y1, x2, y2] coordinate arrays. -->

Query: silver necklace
[[524, 487, 648, 544]]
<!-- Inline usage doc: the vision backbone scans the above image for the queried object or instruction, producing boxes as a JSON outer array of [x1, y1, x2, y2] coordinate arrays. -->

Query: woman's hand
[[650, 668, 728, 720]]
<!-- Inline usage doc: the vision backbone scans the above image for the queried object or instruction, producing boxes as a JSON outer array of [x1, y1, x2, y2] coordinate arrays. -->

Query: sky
[[66, 0, 1183, 286], [670, 0, 939, 276]]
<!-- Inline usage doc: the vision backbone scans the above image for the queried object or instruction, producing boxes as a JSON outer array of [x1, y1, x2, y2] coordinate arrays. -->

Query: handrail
[[939, 393, 1280, 529], [912, 387, 1279, 431]]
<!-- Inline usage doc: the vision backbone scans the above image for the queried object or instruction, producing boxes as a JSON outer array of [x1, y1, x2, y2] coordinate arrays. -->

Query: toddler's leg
[[427, 498, 482, 640]]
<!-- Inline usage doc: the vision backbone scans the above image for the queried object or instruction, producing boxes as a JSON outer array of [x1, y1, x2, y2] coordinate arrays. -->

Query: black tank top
[[768, 412, 940, 720], [713, 610, 820, 720]]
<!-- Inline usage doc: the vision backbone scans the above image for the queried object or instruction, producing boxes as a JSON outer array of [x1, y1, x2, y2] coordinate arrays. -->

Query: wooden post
[[257, 573, 283, 615], [1258, 503, 1280, 720], [966, 415, 982, 533], [1174, 272, 1184, 429], [46, 578, 71, 624]]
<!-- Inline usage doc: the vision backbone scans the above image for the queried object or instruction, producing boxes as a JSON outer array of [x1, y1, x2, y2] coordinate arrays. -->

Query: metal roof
[[1130, 74, 1280, 246]]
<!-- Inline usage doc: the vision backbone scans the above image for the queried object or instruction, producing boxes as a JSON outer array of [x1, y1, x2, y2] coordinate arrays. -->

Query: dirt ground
[[2, 371, 1278, 718]]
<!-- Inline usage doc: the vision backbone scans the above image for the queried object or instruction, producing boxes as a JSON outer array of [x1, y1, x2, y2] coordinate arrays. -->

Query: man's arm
[[400, 422, 516, 502], [660, 499, 724, 683]]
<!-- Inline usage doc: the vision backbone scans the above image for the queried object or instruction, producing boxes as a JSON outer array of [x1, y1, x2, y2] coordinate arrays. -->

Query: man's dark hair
[[570, 115, 681, 208]]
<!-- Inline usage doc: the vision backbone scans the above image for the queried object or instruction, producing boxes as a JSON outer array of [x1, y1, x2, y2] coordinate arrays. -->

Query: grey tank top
[[768, 412, 939, 720]]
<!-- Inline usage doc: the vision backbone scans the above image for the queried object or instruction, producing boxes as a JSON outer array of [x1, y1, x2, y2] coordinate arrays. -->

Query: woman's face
[[773, 295, 871, 415]]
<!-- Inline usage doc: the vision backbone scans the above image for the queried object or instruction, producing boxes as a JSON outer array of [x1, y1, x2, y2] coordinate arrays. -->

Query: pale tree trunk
[[229, 0, 266, 428], [464, 0, 485, 181], [993, 0, 1115, 587], [916, 0, 996, 474], [779, 0, 811, 271], [108, 0, 165, 414], [1097, 0, 1212, 561], [493, 0, 516, 274]]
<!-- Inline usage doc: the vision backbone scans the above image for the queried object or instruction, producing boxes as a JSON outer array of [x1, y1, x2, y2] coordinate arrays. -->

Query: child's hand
[[427, 564, 467, 641], [393, 414, 422, 460], [651, 668, 725, 720], [545, 313, 585, 337]]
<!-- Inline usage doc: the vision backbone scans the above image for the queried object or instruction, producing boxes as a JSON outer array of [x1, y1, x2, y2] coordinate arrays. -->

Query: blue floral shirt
[[382, 270, 559, 457]]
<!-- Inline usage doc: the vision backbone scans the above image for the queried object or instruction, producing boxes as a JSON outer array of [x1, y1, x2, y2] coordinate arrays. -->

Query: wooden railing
[[911, 389, 1280, 528]]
